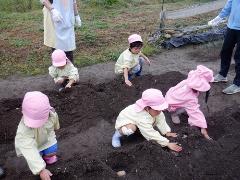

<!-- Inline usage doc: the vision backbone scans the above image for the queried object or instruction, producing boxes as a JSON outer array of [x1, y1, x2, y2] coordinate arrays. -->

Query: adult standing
[[208, 0, 240, 94], [40, 0, 82, 63]]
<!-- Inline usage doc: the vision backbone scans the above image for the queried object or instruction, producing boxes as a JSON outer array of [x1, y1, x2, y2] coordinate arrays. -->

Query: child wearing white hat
[[112, 88, 182, 152], [49, 49, 79, 92], [15, 91, 60, 180], [114, 34, 151, 87], [165, 65, 214, 140]]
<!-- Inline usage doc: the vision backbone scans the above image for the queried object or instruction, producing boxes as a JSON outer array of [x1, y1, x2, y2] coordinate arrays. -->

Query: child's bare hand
[[125, 80, 132, 86], [167, 142, 182, 152], [40, 169, 52, 180], [65, 83, 72, 88], [146, 58, 151, 65], [55, 78, 64, 84], [166, 132, 178, 137]]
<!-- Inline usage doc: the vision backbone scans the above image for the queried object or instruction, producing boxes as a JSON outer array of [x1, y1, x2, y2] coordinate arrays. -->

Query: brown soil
[[0, 44, 240, 180]]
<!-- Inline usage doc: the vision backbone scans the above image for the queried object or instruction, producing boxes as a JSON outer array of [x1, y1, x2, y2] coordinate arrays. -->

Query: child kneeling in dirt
[[15, 91, 60, 180], [165, 65, 213, 140], [49, 49, 79, 92], [112, 88, 182, 152], [114, 34, 151, 87]]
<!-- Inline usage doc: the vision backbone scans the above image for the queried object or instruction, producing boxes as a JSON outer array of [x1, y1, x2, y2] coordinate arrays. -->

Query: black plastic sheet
[[161, 26, 227, 49]]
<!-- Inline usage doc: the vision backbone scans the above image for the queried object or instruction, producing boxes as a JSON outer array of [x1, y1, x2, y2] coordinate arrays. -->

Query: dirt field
[[1, 44, 240, 180]]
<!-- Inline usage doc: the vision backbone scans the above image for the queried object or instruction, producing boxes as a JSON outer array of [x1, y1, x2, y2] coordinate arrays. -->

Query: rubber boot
[[112, 130, 122, 148], [171, 114, 180, 124], [43, 155, 58, 165]]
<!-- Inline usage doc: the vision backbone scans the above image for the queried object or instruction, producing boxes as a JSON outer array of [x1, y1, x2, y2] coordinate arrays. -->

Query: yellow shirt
[[115, 49, 140, 74], [49, 62, 79, 82], [115, 104, 170, 147], [15, 110, 60, 175]]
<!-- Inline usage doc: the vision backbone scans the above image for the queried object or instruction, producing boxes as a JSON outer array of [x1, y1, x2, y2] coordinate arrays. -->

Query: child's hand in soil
[[167, 142, 182, 152], [40, 169, 52, 180], [166, 132, 178, 137], [125, 79, 132, 87], [55, 78, 65, 84]]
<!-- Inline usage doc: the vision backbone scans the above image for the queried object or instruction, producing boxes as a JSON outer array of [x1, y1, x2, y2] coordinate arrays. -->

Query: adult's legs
[[65, 51, 74, 63], [219, 28, 237, 77], [233, 30, 240, 86]]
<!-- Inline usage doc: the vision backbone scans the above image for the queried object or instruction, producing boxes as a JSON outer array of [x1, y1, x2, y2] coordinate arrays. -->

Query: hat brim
[[53, 59, 67, 67], [134, 99, 168, 112], [23, 114, 48, 128]]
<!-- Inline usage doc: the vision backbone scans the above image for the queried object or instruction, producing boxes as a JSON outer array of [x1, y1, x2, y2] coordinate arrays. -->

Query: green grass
[[0, 0, 214, 78]]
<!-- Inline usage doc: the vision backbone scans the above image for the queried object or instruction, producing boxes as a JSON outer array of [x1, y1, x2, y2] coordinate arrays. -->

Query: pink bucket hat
[[51, 49, 67, 67], [22, 91, 52, 128], [128, 34, 143, 44], [186, 65, 214, 92], [134, 88, 168, 112]]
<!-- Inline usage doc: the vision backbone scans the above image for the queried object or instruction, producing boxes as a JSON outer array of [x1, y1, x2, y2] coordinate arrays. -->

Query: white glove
[[208, 16, 223, 26], [51, 9, 63, 23], [75, 15, 82, 27]]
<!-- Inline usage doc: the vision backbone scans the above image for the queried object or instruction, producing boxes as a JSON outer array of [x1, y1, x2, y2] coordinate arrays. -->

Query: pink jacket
[[165, 80, 207, 128]]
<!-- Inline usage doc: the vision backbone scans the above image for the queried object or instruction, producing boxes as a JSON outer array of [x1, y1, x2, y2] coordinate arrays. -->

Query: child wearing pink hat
[[15, 91, 60, 180], [114, 34, 151, 87], [112, 88, 182, 152], [49, 49, 79, 92], [165, 65, 214, 140]]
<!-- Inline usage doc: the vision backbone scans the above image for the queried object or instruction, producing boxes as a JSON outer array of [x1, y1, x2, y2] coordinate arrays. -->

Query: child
[[49, 49, 79, 92], [112, 88, 182, 152], [165, 65, 214, 140], [114, 34, 151, 87], [15, 91, 60, 180]]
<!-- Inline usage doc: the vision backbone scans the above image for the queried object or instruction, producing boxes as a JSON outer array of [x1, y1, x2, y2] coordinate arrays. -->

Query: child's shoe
[[112, 130, 122, 148], [171, 114, 180, 124], [0, 166, 4, 178], [43, 155, 58, 165]]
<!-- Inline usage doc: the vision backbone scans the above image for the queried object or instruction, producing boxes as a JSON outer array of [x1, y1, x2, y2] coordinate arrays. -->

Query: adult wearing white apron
[[40, 0, 82, 63]]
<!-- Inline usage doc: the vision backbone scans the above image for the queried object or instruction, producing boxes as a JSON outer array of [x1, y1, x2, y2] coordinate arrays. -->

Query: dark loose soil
[[0, 44, 240, 180]]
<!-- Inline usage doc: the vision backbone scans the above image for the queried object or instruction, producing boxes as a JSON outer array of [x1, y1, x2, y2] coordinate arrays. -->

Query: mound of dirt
[[0, 72, 240, 180]]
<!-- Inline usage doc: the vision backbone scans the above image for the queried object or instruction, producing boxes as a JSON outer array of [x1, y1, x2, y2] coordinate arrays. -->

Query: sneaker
[[0, 167, 4, 178], [222, 84, 240, 95], [213, 74, 228, 83], [112, 130, 122, 148]]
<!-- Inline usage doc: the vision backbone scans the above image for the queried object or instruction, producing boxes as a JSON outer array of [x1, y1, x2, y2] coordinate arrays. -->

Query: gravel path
[[165, 0, 226, 19]]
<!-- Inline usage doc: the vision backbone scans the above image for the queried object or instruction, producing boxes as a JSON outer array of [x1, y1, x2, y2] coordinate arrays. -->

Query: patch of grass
[[9, 38, 32, 47], [142, 43, 160, 56], [0, 0, 217, 78], [0, 0, 41, 12]]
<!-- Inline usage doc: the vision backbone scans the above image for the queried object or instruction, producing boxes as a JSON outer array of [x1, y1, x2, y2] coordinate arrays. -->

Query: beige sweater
[[15, 110, 60, 175], [115, 104, 171, 147]]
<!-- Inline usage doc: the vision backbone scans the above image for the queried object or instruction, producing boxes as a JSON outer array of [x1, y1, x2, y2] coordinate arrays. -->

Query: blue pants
[[40, 143, 58, 156], [128, 57, 144, 80]]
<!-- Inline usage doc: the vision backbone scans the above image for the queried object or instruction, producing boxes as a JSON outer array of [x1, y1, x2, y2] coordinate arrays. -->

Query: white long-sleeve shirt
[[15, 110, 60, 175], [115, 104, 171, 146]]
